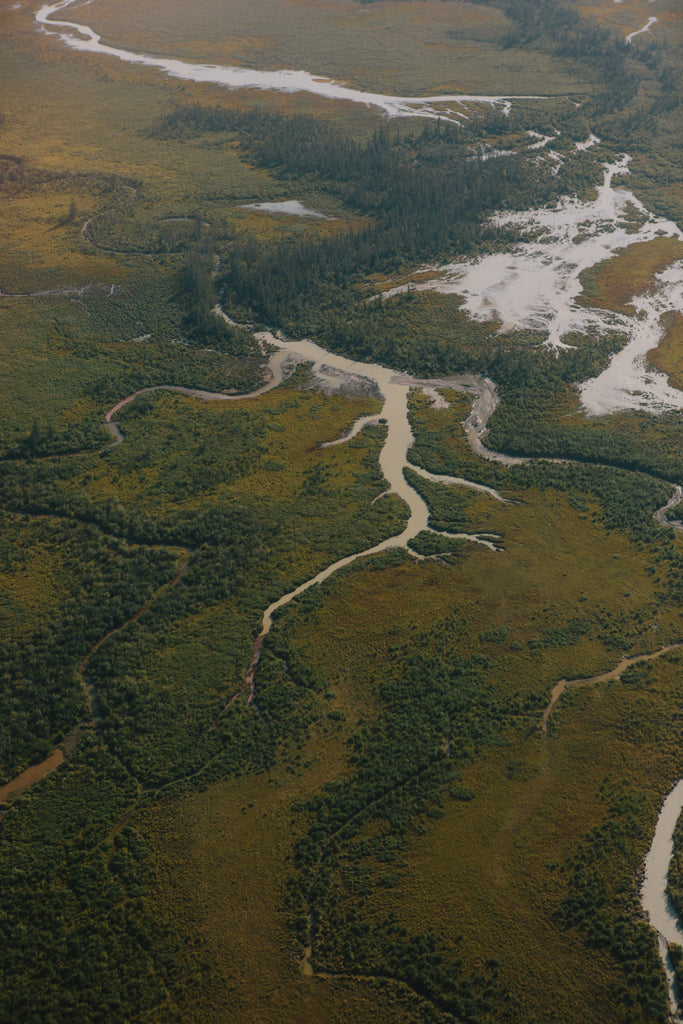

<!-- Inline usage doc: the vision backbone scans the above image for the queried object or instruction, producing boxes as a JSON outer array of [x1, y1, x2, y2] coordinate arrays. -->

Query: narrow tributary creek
[[100, 319, 683, 1017], [8, 231, 683, 1023], [240, 329, 504, 693], [1, 335, 505, 804]]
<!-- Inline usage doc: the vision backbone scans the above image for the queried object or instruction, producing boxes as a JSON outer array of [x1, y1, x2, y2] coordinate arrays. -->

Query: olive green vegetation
[[651, 313, 683, 393], [2, 0, 683, 1022], [408, 387, 683, 556], [0, 296, 267, 456], [389, 652, 683, 1024], [0, 388, 402, 782], [0, 513, 178, 782], [578, 238, 683, 316], [669, 944, 683, 1017], [69, 0, 600, 97], [139, 488, 683, 1024]]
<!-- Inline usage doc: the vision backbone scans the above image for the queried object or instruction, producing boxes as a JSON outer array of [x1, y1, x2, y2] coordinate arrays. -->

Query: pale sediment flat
[[239, 200, 330, 218], [380, 158, 683, 416]]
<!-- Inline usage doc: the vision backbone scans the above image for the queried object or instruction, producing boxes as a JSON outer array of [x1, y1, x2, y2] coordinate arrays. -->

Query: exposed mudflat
[[381, 159, 683, 415], [239, 200, 330, 218]]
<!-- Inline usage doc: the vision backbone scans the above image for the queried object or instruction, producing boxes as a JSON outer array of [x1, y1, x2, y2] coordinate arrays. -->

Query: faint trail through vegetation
[[0, 540, 193, 815]]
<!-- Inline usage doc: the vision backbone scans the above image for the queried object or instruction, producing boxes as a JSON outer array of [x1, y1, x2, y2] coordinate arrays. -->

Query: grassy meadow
[[1, 0, 683, 1022], [70, 0, 596, 96], [651, 313, 683, 392], [579, 237, 683, 316]]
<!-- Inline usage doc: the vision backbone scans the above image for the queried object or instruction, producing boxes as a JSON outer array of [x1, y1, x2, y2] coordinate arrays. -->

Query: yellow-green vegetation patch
[[0, 515, 70, 639], [142, 749, 434, 1024], [280, 483, 674, 705], [0, 174, 126, 294], [390, 653, 683, 1022], [0, 297, 150, 450], [244, 481, 680, 1023], [649, 311, 683, 393], [578, 237, 683, 315], [2, 0, 683, 1020], [83, 385, 378, 503], [78, 0, 597, 96], [231, 205, 364, 243], [0, 36, 281, 256], [66, 386, 403, 584], [0, 293, 266, 453], [138, 654, 378, 1020]]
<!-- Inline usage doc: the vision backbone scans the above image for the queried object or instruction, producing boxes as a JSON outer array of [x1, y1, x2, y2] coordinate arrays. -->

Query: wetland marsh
[[2, 0, 683, 1021]]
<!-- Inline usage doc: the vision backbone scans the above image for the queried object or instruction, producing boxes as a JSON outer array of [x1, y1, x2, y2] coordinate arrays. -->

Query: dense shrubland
[[0, 516, 176, 781], [0, 738, 204, 1024]]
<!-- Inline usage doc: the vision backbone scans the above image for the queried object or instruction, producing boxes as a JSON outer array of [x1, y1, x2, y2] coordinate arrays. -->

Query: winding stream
[[35, 0, 542, 120], [0, 748, 66, 809], [10, 292, 683, 1009], [205, 321, 505, 700], [643, 780, 683, 1024], [541, 644, 683, 735], [626, 17, 658, 44], [102, 354, 291, 444], [98, 315, 507, 712], [655, 487, 683, 533], [0, 545, 192, 816]]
